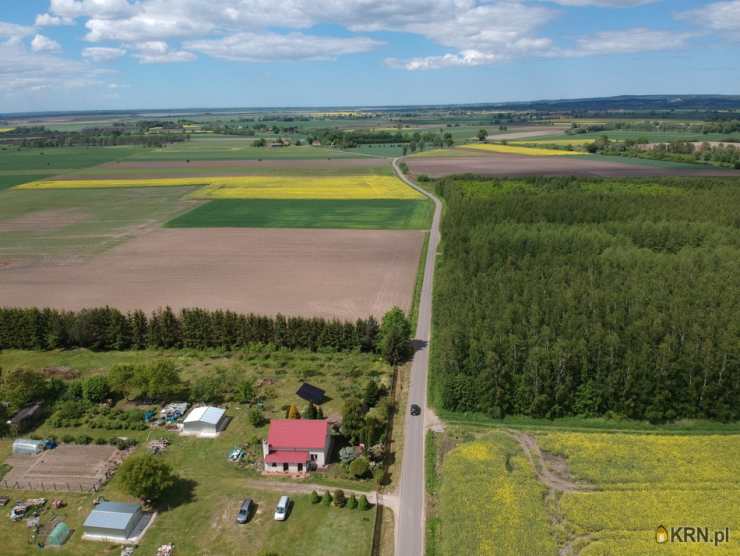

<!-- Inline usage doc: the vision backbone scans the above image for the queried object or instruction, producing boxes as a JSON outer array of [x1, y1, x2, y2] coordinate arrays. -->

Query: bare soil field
[[93, 159, 390, 171], [2, 445, 123, 492], [405, 154, 740, 178], [485, 128, 567, 141], [0, 228, 424, 320]]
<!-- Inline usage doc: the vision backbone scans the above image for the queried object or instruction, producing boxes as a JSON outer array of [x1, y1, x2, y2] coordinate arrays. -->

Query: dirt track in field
[[93, 159, 390, 171], [405, 154, 740, 178], [0, 228, 424, 321]]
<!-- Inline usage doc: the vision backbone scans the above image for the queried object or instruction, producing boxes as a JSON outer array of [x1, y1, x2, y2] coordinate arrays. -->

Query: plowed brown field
[[0, 228, 424, 321], [405, 154, 740, 178]]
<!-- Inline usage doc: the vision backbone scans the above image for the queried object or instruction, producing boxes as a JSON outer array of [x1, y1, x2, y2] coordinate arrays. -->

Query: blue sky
[[1, 0, 739, 112]]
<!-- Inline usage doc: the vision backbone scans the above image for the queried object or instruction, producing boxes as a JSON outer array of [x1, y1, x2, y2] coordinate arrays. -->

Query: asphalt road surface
[[393, 158, 442, 556]]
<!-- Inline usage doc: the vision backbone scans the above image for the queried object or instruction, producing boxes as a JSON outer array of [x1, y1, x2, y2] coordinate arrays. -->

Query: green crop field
[[0, 146, 137, 174], [567, 153, 731, 170], [407, 148, 493, 158], [164, 199, 434, 230], [0, 187, 200, 262], [127, 142, 366, 161]]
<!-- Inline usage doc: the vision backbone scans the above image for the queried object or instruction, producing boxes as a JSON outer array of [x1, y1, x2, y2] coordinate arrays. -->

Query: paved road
[[392, 158, 442, 556]]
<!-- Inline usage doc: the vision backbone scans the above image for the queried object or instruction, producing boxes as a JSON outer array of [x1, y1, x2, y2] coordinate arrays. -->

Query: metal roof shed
[[83, 502, 143, 540], [183, 406, 227, 435], [12, 438, 45, 455]]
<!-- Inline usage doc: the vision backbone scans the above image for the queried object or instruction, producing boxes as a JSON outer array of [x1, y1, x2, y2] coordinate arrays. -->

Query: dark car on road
[[237, 498, 253, 524], [410, 404, 421, 416]]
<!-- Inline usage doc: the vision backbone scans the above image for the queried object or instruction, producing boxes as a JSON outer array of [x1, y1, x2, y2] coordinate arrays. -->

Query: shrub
[[374, 469, 386, 485], [417, 174, 430, 182], [75, 434, 92, 445], [67, 380, 83, 399], [347, 493, 358, 510], [358, 494, 370, 511], [309, 490, 320, 504], [333, 489, 347, 508], [82, 375, 109, 403], [322, 491, 332, 506], [61, 434, 74, 444], [339, 446, 357, 464], [349, 457, 370, 478], [247, 407, 266, 427], [95, 437, 108, 445]]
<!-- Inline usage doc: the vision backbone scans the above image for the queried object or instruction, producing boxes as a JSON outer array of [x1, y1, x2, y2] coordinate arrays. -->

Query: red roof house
[[262, 420, 332, 474]]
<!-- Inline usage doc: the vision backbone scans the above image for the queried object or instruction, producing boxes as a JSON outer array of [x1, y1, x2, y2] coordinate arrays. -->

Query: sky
[[1, 0, 739, 112]]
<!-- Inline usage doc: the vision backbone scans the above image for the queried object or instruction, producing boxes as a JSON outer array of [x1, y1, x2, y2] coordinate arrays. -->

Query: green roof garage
[[83, 502, 144, 541]]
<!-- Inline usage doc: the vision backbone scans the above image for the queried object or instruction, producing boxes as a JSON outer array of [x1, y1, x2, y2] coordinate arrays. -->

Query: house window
[[311, 454, 317, 461], [272, 463, 276, 467]]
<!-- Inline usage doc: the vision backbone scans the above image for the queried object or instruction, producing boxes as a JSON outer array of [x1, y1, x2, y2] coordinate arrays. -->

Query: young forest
[[431, 175, 740, 422]]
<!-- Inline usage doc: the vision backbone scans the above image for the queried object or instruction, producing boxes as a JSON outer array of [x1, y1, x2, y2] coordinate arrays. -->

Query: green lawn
[[0, 187, 201, 262], [164, 199, 434, 230]]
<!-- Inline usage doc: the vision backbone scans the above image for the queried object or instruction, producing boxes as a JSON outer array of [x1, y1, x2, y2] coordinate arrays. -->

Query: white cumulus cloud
[[184, 32, 384, 62], [82, 46, 127, 62], [0, 21, 35, 38], [130, 41, 198, 63], [563, 27, 693, 56], [35, 13, 76, 26], [31, 34, 63, 52], [676, 0, 740, 32], [539, 0, 662, 7]]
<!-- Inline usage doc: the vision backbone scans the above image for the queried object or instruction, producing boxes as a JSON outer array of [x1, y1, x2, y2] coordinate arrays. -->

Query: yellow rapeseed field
[[15, 175, 423, 200], [0, 128, 15, 133], [438, 431, 740, 555], [184, 176, 424, 200], [460, 143, 587, 156], [438, 432, 557, 555], [537, 433, 740, 554]]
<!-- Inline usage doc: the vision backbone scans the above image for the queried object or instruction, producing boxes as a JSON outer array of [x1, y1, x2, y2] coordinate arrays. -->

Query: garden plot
[[2, 445, 123, 492]]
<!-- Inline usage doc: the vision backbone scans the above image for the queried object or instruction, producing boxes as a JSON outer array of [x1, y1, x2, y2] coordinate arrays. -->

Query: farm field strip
[[459, 143, 586, 156], [55, 166, 395, 177], [182, 176, 425, 200], [15, 175, 423, 200], [164, 199, 434, 230]]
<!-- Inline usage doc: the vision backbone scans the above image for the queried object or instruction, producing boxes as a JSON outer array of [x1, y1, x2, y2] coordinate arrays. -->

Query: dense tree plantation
[[0, 306, 381, 353], [431, 175, 740, 421]]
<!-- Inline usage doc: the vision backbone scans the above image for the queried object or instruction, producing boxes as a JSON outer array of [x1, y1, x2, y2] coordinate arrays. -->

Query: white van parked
[[274, 496, 289, 521]]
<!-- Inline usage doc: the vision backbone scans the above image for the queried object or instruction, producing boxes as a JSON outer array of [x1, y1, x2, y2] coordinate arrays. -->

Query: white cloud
[[82, 46, 128, 62], [130, 41, 198, 63], [184, 32, 384, 62], [35, 13, 76, 26], [0, 37, 100, 95], [107, 83, 132, 88], [0, 21, 35, 38], [676, 1, 740, 32], [563, 27, 693, 56], [50, 0, 138, 19], [31, 34, 63, 52], [37, 0, 706, 71], [539, 0, 661, 7]]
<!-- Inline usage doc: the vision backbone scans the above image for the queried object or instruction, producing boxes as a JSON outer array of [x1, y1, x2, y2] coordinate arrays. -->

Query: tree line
[[431, 175, 740, 422], [566, 119, 740, 136], [19, 131, 188, 148], [0, 306, 413, 361]]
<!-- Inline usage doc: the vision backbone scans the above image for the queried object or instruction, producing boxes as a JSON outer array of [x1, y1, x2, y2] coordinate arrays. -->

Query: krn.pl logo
[[656, 525, 668, 543]]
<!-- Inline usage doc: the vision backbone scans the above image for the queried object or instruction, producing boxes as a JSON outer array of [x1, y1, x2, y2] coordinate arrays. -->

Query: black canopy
[[296, 383, 325, 404]]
